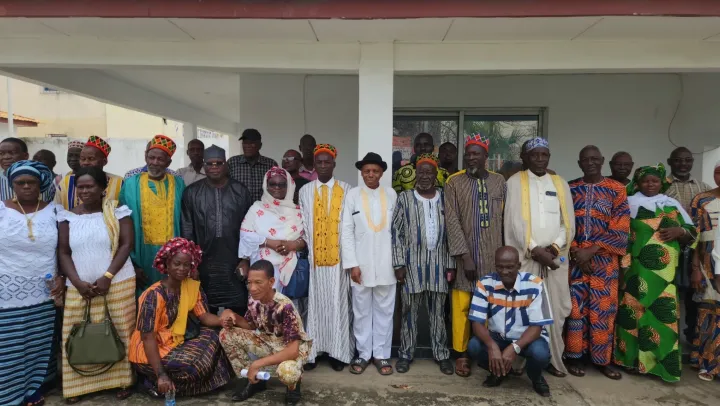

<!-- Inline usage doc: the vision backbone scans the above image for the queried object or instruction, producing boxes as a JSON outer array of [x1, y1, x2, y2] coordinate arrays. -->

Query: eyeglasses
[[204, 161, 225, 167], [282, 157, 298, 162]]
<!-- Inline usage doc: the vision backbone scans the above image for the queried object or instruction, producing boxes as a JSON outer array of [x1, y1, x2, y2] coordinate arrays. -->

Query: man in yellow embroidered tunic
[[504, 137, 575, 377], [120, 135, 186, 296], [393, 133, 449, 192], [56, 136, 123, 210], [298, 144, 354, 371]]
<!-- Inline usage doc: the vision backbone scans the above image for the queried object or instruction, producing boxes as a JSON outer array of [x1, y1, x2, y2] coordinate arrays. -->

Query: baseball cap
[[239, 128, 262, 141]]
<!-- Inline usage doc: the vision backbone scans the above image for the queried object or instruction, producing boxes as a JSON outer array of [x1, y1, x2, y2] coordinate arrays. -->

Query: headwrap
[[153, 237, 203, 275], [465, 133, 490, 152], [203, 145, 225, 161], [67, 140, 85, 150], [6, 160, 54, 193], [86, 135, 111, 157], [314, 143, 337, 158], [266, 166, 288, 181], [625, 163, 670, 196], [148, 134, 177, 157], [525, 137, 549, 152], [715, 160, 720, 169], [415, 153, 439, 168], [237, 167, 303, 287], [153, 237, 203, 347]]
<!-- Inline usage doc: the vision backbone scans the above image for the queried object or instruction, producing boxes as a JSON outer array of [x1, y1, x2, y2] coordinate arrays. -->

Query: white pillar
[[357, 43, 394, 188]]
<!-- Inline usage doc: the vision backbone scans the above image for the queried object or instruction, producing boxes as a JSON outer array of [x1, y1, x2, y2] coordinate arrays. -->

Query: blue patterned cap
[[525, 137, 549, 152]]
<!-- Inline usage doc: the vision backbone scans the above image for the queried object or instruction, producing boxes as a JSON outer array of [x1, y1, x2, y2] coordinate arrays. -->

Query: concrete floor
[[44, 360, 720, 406]]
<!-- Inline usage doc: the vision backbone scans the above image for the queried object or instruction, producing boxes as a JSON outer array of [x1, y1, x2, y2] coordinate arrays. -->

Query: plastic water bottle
[[44, 273, 63, 307], [241, 369, 271, 380], [165, 389, 176, 406], [553, 256, 566, 267]]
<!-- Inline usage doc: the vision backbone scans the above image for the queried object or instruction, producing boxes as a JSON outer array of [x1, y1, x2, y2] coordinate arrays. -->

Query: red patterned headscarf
[[153, 237, 203, 276]]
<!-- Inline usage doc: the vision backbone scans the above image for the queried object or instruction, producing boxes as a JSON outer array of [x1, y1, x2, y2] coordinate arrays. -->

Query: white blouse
[[0, 202, 58, 308], [58, 206, 136, 286]]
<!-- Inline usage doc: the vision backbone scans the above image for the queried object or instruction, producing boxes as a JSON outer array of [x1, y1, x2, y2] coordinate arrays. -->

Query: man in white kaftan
[[298, 144, 354, 370], [341, 152, 398, 375], [504, 137, 575, 376]]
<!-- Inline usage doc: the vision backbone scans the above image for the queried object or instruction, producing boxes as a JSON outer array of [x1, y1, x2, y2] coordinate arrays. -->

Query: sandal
[[374, 358, 393, 375], [597, 365, 622, 380], [349, 357, 369, 375], [567, 362, 586, 377], [455, 357, 471, 377], [116, 388, 134, 400], [396, 358, 411, 374], [25, 392, 44, 406], [698, 371, 714, 382], [546, 364, 567, 378], [437, 358, 454, 375]]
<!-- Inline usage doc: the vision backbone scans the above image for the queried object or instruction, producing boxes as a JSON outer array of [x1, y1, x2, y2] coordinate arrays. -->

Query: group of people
[[0, 126, 719, 406]]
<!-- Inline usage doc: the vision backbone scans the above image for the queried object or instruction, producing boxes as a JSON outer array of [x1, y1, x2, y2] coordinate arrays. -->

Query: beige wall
[[0, 75, 182, 142]]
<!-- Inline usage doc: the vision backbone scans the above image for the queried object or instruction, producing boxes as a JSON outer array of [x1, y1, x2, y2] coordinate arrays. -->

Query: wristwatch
[[512, 342, 521, 355]]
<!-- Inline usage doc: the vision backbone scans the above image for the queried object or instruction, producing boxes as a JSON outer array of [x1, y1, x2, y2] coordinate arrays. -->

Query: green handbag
[[65, 296, 126, 376]]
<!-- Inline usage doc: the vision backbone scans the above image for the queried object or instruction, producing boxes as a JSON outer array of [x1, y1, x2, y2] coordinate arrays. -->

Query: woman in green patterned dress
[[614, 164, 697, 382]]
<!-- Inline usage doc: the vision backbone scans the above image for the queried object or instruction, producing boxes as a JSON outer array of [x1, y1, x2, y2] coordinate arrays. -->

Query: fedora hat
[[355, 152, 388, 172]]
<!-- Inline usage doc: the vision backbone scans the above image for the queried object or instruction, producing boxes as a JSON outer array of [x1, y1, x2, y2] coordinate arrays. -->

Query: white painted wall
[[236, 73, 720, 185]]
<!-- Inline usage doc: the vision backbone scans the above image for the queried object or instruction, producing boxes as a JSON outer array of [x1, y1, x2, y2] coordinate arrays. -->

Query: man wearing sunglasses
[[282, 149, 310, 204], [181, 145, 254, 316]]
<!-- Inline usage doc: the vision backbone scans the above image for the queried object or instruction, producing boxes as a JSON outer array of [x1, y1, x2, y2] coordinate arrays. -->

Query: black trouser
[[209, 305, 247, 317]]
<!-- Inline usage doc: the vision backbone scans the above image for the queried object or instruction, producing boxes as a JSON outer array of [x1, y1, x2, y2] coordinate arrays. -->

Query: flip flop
[[374, 358, 393, 375], [349, 357, 369, 375]]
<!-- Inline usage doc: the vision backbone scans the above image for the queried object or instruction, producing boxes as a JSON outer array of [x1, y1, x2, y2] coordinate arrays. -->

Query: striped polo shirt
[[468, 271, 553, 341]]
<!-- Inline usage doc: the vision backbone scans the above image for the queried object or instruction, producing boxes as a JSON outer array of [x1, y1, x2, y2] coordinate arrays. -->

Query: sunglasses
[[204, 161, 225, 167]]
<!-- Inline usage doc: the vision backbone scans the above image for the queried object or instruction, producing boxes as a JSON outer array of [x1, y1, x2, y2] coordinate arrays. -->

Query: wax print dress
[[614, 192, 696, 382]]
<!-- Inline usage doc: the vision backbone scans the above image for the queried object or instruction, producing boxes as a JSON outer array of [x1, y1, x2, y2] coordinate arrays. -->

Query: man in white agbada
[[504, 137, 575, 377], [342, 152, 398, 376], [298, 144, 354, 371]]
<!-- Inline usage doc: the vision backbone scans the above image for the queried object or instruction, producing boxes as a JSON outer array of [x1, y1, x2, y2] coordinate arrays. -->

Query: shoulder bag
[[65, 296, 126, 376]]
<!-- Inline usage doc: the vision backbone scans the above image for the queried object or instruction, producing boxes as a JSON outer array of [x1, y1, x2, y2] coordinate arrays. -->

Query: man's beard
[[467, 167, 480, 177]]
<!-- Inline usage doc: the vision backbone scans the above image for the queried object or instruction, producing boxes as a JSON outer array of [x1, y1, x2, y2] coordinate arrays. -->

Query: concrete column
[[357, 43, 394, 188]]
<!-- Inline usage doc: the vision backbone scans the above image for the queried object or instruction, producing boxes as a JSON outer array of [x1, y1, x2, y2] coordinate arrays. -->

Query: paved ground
[[44, 360, 720, 406]]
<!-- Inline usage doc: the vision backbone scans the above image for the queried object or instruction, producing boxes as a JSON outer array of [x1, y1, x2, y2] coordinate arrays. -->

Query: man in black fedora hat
[[341, 152, 399, 376]]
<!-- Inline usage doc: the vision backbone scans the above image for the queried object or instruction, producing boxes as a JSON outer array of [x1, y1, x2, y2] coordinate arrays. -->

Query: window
[[394, 109, 544, 172]]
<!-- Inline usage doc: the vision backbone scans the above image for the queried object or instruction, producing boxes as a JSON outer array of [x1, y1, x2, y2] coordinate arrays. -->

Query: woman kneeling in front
[[128, 237, 233, 398]]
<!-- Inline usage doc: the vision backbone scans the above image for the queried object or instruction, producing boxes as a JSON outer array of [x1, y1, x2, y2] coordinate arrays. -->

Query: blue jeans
[[467, 333, 550, 382]]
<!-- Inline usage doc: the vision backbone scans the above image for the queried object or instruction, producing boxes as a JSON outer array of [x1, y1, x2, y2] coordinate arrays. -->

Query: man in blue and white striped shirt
[[467, 246, 553, 397]]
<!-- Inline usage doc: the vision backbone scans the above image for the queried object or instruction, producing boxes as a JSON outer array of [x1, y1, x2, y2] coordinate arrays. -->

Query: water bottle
[[553, 256, 566, 267], [165, 389, 176, 406], [241, 369, 271, 380], [44, 273, 63, 307]]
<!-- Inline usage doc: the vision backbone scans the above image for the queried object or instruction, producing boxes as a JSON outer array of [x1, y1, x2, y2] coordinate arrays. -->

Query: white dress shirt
[[414, 190, 440, 251], [527, 171, 566, 250], [315, 177, 336, 212], [341, 185, 397, 287]]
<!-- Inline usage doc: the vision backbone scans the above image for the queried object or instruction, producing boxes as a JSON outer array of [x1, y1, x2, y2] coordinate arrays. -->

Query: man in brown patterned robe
[[444, 134, 506, 377]]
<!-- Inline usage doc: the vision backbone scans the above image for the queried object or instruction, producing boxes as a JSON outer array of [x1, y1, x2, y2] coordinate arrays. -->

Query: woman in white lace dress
[[57, 167, 136, 403], [0, 160, 58, 406]]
